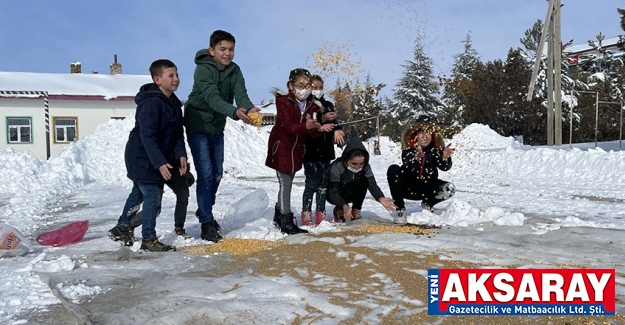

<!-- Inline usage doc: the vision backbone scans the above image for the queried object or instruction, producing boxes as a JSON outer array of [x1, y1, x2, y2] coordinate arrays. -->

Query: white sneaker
[[394, 209, 407, 225]]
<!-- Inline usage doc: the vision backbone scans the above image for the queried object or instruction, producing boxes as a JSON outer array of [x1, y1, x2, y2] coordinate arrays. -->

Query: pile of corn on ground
[[181, 224, 434, 256]]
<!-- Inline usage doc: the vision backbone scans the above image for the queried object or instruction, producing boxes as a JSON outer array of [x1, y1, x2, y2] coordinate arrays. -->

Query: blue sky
[[1, 0, 623, 103]]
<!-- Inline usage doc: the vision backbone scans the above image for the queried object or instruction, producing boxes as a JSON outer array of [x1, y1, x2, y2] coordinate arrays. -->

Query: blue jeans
[[187, 131, 224, 223], [129, 169, 190, 229], [117, 181, 163, 240], [302, 160, 330, 212]]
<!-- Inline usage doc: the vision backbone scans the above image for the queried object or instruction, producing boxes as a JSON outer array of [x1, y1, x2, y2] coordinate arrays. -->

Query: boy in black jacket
[[108, 59, 186, 252], [300, 75, 345, 226]]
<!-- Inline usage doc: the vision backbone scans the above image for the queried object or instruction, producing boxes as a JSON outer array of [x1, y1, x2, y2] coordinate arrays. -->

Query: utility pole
[[547, 10, 554, 145], [554, 0, 562, 145], [527, 0, 562, 146]]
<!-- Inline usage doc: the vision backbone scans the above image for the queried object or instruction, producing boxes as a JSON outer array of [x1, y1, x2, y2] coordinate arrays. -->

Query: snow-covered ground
[[1, 117, 625, 324]]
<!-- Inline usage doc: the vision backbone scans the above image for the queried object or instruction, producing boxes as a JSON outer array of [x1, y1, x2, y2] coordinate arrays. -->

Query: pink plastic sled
[[36, 220, 89, 247]]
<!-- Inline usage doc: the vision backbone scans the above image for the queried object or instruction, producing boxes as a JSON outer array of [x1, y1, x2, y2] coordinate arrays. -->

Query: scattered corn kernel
[[180, 238, 284, 256], [357, 224, 431, 235]]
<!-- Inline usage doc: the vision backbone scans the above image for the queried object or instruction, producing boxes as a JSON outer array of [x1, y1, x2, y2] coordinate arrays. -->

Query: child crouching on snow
[[386, 115, 455, 225], [327, 136, 396, 222]]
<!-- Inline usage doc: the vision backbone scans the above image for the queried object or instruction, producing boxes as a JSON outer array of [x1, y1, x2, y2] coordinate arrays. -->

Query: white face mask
[[312, 90, 323, 99], [295, 88, 311, 101], [347, 166, 363, 173]]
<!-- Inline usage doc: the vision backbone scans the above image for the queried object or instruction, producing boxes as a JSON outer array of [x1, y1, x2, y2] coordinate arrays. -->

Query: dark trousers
[[386, 164, 451, 210], [130, 169, 190, 229], [302, 160, 330, 212], [327, 177, 368, 209]]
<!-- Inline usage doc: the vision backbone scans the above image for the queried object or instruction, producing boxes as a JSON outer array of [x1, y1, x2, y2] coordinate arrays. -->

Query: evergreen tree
[[521, 19, 582, 144], [349, 74, 386, 141], [440, 32, 480, 135], [502, 49, 545, 144], [575, 33, 624, 141], [618, 8, 625, 50], [382, 35, 441, 141], [460, 59, 507, 135], [328, 80, 353, 123], [520, 20, 543, 57], [453, 32, 481, 78]]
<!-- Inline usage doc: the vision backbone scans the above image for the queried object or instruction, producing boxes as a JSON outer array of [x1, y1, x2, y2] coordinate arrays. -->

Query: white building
[[565, 35, 624, 72], [0, 63, 151, 159]]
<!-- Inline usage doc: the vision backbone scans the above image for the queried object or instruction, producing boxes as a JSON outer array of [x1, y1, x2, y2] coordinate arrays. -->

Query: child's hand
[[179, 157, 187, 176], [334, 130, 345, 145], [236, 108, 252, 123], [343, 205, 353, 221], [322, 111, 337, 122], [305, 115, 321, 130], [443, 143, 455, 160], [159, 163, 173, 181], [379, 197, 397, 212], [334, 130, 345, 146], [318, 124, 334, 132], [414, 144, 424, 162]]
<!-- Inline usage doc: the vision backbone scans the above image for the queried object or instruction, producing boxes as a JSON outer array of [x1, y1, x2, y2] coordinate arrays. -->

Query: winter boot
[[174, 227, 191, 239], [108, 226, 134, 246], [214, 219, 222, 234], [394, 209, 407, 225], [273, 206, 282, 228], [201, 220, 223, 243], [315, 210, 328, 225], [301, 211, 314, 226], [195, 209, 222, 232], [333, 206, 345, 223], [280, 213, 308, 235], [351, 208, 362, 220], [140, 238, 175, 252]]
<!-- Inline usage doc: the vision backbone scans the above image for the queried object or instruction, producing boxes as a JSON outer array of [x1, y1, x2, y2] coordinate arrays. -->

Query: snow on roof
[[0, 71, 153, 100], [566, 35, 622, 54], [260, 102, 276, 114]]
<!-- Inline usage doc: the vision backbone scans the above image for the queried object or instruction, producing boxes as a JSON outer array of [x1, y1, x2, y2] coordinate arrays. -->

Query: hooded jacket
[[327, 137, 384, 208], [303, 95, 342, 162], [125, 83, 187, 185], [399, 115, 452, 181], [184, 49, 255, 135], [265, 90, 322, 174]]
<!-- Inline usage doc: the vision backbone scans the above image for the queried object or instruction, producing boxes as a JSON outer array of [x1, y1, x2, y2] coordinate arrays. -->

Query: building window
[[54, 117, 78, 143], [7, 117, 32, 144]]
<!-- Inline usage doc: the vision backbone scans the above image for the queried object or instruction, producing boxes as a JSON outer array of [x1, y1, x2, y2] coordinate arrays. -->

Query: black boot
[[201, 220, 223, 243], [196, 209, 221, 231], [273, 206, 282, 228], [280, 213, 308, 235]]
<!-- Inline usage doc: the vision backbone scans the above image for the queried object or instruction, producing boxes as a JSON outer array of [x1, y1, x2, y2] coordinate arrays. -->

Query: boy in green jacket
[[184, 29, 260, 242]]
